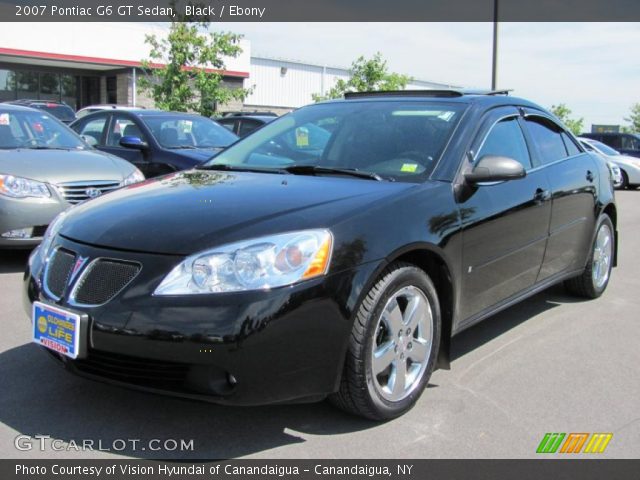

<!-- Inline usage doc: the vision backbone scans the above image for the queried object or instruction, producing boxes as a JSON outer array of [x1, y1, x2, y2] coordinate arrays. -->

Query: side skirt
[[452, 268, 584, 336]]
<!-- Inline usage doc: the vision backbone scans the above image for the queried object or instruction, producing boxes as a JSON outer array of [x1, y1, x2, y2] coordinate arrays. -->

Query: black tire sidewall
[[361, 266, 441, 419], [620, 170, 629, 189], [589, 215, 615, 296]]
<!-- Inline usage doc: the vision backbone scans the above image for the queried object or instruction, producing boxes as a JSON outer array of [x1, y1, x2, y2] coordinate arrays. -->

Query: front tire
[[565, 214, 614, 299], [330, 262, 441, 420]]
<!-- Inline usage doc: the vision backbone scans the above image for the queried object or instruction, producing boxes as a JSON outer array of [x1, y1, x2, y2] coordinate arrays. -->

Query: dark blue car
[[70, 109, 238, 178]]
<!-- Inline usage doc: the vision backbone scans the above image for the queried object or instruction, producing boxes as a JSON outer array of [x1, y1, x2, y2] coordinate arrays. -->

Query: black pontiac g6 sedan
[[24, 91, 617, 420]]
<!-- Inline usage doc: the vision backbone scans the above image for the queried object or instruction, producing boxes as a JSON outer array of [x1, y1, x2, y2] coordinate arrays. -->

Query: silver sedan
[[0, 104, 144, 248], [579, 136, 640, 189]]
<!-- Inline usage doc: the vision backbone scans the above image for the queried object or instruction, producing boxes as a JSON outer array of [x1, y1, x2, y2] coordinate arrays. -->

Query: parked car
[[76, 104, 142, 119], [25, 91, 616, 420], [579, 137, 640, 189], [215, 114, 276, 137], [70, 109, 238, 178], [0, 104, 143, 248], [4, 99, 76, 124], [581, 132, 640, 159]]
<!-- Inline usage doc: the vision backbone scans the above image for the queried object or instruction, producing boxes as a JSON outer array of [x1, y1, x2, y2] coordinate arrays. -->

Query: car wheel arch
[[602, 203, 618, 267], [352, 244, 456, 371]]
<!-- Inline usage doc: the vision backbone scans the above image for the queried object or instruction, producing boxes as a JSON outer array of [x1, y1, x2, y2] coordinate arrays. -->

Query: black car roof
[[0, 103, 45, 112], [217, 115, 275, 122], [322, 90, 543, 111], [134, 110, 204, 117], [5, 99, 70, 106], [73, 109, 209, 121]]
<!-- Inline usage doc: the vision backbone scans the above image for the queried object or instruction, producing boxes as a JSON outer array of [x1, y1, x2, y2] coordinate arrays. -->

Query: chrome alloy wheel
[[592, 223, 613, 289], [371, 286, 434, 402]]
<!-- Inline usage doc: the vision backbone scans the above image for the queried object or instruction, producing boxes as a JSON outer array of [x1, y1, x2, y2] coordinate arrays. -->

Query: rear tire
[[565, 214, 614, 299], [329, 262, 441, 420], [619, 170, 629, 189]]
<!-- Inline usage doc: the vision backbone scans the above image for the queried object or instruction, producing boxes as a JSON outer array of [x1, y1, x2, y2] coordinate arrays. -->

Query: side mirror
[[120, 136, 148, 150], [465, 155, 526, 184]]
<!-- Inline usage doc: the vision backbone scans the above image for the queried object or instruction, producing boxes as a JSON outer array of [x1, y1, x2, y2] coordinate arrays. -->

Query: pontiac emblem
[[69, 256, 89, 284]]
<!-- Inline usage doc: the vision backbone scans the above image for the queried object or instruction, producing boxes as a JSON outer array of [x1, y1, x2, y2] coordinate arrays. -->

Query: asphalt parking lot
[[0, 191, 638, 460]]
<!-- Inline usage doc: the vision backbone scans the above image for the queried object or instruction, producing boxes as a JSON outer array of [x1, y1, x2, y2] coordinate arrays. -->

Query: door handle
[[586, 170, 594, 182], [534, 188, 551, 203]]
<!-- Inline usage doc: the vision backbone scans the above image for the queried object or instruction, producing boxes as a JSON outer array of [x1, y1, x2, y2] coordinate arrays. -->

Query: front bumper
[[24, 235, 376, 405], [0, 195, 65, 248]]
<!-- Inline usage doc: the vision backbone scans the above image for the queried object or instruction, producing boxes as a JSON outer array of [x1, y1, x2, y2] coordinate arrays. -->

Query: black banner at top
[[2, 0, 640, 22]]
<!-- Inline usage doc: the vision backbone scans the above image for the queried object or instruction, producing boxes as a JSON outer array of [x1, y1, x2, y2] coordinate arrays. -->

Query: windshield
[[0, 109, 86, 150], [142, 115, 238, 149], [590, 139, 620, 156], [205, 101, 466, 182]]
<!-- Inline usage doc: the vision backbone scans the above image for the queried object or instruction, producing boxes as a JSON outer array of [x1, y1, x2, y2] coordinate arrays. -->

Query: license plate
[[32, 301, 86, 359]]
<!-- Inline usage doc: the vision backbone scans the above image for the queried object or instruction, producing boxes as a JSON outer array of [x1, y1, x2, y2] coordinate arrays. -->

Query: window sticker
[[0, 113, 10, 126], [401, 163, 418, 173], [295, 127, 309, 147]]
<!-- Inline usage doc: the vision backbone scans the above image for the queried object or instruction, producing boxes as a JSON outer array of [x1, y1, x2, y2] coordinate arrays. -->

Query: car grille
[[56, 180, 121, 204], [44, 248, 76, 299], [43, 248, 141, 305], [72, 350, 190, 391], [71, 259, 141, 306]]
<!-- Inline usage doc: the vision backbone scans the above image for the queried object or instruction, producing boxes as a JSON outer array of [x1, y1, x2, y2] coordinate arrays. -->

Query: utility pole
[[491, 0, 499, 90]]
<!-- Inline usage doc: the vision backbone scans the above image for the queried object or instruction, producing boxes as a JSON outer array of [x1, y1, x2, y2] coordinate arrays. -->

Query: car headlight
[[39, 211, 67, 262], [0, 174, 51, 198], [122, 169, 145, 186], [154, 229, 333, 295]]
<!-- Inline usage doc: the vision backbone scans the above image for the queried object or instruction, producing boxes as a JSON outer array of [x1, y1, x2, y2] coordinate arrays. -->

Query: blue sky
[[218, 22, 640, 129]]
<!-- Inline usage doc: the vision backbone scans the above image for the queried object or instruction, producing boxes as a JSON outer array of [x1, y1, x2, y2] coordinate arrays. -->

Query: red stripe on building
[[0, 47, 250, 78]]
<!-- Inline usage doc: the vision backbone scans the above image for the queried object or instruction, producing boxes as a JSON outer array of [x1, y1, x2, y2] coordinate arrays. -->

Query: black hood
[[60, 170, 415, 255]]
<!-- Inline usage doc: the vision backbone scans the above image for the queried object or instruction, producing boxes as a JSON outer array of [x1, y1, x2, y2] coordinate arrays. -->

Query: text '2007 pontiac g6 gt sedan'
[[23, 91, 617, 420]]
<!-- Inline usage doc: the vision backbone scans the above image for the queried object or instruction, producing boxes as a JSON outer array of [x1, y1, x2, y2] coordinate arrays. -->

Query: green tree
[[139, 15, 250, 117], [312, 53, 412, 101], [550, 104, 584, 136], [624, 103, 640, 133]]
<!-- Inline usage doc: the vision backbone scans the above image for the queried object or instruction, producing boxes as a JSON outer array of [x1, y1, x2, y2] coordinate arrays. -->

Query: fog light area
[[1, 227, 33, 239]]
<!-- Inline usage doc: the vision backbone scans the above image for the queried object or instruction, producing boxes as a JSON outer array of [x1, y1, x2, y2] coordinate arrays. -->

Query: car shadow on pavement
[[0, 343, 376, 460], [0, 249, 31, 274], [0, 283, 586, 460], [451, 283, 584, 361]]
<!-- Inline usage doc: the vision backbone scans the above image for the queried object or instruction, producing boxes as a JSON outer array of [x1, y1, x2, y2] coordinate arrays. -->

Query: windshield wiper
[[168, 145, 198, 150], [22, 145, 73, 150], [197, 163, 286, 174], [283, 165, 384, 181]]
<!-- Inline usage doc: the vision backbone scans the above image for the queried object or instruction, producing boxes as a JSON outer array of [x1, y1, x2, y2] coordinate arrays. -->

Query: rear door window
[[605, 135, 622, 149], [561, 132, 581, 156]]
